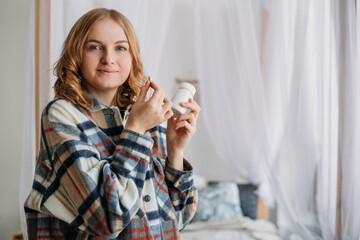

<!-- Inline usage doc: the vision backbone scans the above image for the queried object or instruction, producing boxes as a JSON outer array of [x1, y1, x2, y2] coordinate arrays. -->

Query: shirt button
[[144, 195, 151, 202]]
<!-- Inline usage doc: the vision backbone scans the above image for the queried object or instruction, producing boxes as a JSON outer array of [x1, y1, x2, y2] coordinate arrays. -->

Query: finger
[[174, 120, 195, 132], [181, 98, 201, 111], [180, 99, 201, 118], [190, 98, 201, 109], [150, 89, 165, 104], [162, 97, 173, 112], [138, 80, 151, 101], [149, 81, 160, 90], [148, 82, 165, 103], [176, 112, 195, 126], [164, 109, 174, 121], [167, 115, 176, 126]]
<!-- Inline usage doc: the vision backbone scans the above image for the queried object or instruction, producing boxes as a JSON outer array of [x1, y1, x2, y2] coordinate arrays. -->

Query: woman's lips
[[98, 69, 118, 73]]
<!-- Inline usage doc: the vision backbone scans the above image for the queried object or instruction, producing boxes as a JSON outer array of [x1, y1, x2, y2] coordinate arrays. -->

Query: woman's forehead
[[86, 18, 128, 43]]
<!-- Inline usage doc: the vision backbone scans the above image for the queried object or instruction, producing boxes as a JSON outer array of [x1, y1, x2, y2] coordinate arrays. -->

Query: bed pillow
[[191, 182, 243, 223], [237, 184, 258, 220]]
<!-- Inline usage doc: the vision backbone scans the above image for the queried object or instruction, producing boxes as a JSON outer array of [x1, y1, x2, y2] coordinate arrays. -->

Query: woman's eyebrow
[[87, 39, 102, 44], [115, 40, 129, 44], [86, 39, 128, 44]]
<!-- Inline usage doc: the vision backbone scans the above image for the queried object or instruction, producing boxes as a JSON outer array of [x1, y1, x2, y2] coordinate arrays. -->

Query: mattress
[[181, 218, 282, 240]]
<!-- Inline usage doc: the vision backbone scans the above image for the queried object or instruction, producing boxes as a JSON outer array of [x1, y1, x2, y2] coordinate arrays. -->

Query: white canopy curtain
[[194, 0, 269, 196], [338, 0, 360, 239], [19, 0, 174, 238], [194, 0, 338, 239]]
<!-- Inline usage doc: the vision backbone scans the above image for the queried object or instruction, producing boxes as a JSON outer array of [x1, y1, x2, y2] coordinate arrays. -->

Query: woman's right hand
[[125, 80, 173, 134]]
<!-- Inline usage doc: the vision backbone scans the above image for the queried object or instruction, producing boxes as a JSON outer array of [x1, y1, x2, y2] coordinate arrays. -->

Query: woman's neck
[[85, 87, 117, 107]]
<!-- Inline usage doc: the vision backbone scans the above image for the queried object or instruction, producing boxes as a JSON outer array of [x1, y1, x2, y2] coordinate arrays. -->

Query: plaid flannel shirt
[[24, 93, 198, 240]]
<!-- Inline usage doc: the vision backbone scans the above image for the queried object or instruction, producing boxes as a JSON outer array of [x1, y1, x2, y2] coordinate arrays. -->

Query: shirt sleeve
[[25, 100, 153, 238], [164, 158, 198, 231]]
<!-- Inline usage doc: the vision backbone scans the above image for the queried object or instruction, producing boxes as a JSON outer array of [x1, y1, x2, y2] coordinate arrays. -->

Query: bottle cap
[[179, 82, 196, 96]]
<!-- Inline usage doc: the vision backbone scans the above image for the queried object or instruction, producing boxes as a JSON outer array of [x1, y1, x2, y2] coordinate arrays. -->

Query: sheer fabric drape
[[194, 0, 338, 238], [20, 1, 174, 239], [338, 1, 360, 239]]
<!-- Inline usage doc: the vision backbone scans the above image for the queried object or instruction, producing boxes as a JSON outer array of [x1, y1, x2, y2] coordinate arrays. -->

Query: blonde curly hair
[[53, 8, 146, 109]]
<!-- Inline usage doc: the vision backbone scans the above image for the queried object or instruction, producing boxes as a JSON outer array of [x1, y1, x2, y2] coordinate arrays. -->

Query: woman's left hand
[[166, 98, 201, 156]]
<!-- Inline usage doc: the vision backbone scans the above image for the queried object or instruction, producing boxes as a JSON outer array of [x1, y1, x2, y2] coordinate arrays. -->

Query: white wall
[[0, 0, 30, 239]]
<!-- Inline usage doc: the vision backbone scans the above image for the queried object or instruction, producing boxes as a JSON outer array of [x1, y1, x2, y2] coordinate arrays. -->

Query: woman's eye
[[116, 46, 127, 51], [89, 45, 101, 50]]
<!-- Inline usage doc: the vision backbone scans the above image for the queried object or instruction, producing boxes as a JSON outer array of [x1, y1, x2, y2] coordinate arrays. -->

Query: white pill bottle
[[171, 82, 196, 118]]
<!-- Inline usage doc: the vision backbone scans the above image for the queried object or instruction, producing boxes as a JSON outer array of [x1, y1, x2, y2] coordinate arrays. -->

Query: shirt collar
[[81, 90, 110, 112], [80, 90, 133, 113]]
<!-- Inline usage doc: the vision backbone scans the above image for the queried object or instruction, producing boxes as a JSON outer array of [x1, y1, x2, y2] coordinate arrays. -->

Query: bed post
[[257, 197, 269, 221]]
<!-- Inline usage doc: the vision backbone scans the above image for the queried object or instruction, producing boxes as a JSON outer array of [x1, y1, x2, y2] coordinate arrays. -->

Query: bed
[[181, 218, 281, 240], [180, 177, 282, 240]]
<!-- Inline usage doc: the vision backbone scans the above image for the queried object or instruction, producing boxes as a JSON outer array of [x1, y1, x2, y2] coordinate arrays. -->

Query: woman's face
[[81, 18, 132, 101]]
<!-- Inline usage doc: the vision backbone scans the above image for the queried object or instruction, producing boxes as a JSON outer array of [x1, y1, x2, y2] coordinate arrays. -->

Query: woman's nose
[[101, 49, 115, 64]]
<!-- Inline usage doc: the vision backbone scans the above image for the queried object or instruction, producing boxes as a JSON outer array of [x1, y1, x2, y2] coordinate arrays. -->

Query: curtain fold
[[194, 0, 338, 238], [274, 0, 338, 238], [314, 1, 338, 239], [338, 0, 360, 239], [194, 0, 269, 196]]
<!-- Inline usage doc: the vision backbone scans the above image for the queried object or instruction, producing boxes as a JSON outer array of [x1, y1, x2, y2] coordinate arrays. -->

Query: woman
[[24, 8, 199, 239]]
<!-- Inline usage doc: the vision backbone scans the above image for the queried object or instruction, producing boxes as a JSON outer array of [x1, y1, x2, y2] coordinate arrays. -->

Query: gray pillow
[[237, 184, 257, 220], [192, 182, 243, 222]]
